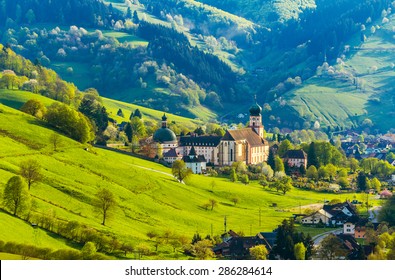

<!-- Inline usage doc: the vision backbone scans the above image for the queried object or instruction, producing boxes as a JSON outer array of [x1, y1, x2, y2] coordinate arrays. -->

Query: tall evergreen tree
[[133, 10, 140, 24], [133, 109, 142, 119], [357, 171, 368, 192], [307, 142, 319, 168], [126, 7, 132, 19], [267, 148, 275, 171]]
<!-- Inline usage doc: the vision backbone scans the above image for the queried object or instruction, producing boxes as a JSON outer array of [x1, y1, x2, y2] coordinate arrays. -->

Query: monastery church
[[151, 101, 269, 172]]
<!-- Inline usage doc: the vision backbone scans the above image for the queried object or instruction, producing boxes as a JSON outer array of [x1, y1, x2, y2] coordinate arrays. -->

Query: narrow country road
[[313, 229, 343, 246], [368, 206, 382, 223]]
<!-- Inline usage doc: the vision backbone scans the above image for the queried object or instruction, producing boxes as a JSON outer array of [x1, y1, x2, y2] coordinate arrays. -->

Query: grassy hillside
[[279, 12, 395, 132], [0, 101, 370, 258], [0, 89, 202, 130]]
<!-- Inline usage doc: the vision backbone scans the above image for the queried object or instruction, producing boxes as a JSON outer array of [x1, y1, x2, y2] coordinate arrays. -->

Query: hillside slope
[[277, 11, 395, 132], [0, 100, 363, 258]]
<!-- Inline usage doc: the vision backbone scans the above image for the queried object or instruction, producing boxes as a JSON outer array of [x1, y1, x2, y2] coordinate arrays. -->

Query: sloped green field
[[281, 14, 395, 132]]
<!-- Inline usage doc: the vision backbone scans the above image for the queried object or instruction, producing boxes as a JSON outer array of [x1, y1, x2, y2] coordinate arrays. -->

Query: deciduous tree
[[171, 160, 192, 183], [20, 159, 42, 190], [249, 245, 268, 260], [20, 99, 46, 119], [294, 242, 306, 260], [3, 176, 30, 216], [94, 187, 116, 226], [317, 234, 348, 260]]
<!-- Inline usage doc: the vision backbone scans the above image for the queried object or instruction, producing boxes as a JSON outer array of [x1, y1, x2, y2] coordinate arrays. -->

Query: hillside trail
[[126, 163, 185, 184]]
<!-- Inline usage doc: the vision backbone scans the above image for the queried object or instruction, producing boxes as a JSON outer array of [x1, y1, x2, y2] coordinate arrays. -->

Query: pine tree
[[133, 109, 142, 119], [126, 7, 132, 19], [133, 11, 140, 24], [267, 148, 275, 170], [307, 142, 319, 168], [357, 172, 368, 192]]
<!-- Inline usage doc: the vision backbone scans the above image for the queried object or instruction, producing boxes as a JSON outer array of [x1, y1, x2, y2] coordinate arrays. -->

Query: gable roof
[[257, 232, 277, 249], [323, 202, 357, 216], [163, 148, 178, 158], [222, 128, 267, 147], [179, 135, 222, 147], [283, 149, 307, 159]]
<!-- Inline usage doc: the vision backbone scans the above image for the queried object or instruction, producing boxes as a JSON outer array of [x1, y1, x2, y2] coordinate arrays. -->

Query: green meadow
[[0, 88, 202, 130], [282, 13, 395, 131]]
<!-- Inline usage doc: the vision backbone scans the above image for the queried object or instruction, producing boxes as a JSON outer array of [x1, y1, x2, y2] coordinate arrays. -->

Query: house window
[[346, 229, 351, 232]]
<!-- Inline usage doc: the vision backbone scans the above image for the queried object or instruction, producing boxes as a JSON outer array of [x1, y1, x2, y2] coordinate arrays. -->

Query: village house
[[301, 209, 332, 225], [213, 230, 275, 259], [302, 202, 358, 226], [162, 148, 182, 164], [282, 149, 308, 169], [323, 202, 358, 226]]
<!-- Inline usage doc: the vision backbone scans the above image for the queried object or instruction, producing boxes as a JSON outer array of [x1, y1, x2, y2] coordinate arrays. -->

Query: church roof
[[222, 128, 267, 147], [179, 135, 222, 147], [153, 127, 177, 143]]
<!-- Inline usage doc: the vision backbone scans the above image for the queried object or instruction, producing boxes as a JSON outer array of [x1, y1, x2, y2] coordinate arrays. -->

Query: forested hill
[[0, 0, 121, 28], [0, 0, 393, 131]]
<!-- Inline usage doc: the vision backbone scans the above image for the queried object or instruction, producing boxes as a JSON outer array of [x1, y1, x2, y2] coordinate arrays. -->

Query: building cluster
[[340, 131, 395, 163], [149, 102, 270, 173]]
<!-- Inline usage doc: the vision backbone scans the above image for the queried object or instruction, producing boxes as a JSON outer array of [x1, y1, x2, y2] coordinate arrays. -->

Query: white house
[[301, 209, 332, 225], [343, 222, 355, 235]]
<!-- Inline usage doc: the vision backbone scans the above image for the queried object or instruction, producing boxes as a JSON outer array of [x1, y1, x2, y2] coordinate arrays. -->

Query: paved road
[[313, 229, 342, 246], [368, 206, 382, 223]]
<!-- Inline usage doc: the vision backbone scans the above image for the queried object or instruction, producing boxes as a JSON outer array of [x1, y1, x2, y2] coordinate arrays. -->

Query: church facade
[[218, 102, 269, 166], [152, 101, 269, 168]]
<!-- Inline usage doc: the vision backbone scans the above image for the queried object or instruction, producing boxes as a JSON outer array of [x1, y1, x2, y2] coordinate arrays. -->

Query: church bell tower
[[248, 96, 264, 138]]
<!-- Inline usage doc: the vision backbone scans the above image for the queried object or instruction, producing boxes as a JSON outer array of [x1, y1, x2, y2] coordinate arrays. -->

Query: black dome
[[249, 102, 262, 116]]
